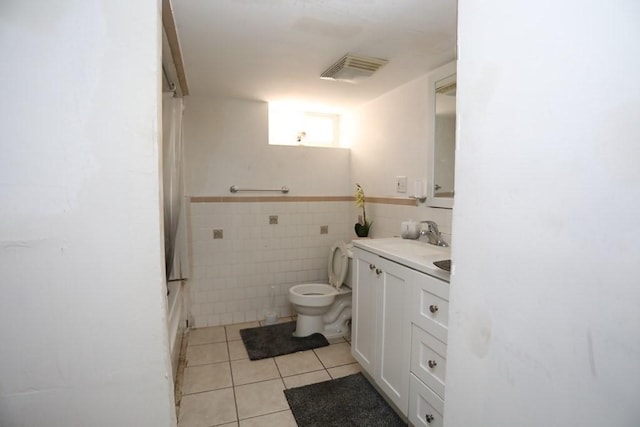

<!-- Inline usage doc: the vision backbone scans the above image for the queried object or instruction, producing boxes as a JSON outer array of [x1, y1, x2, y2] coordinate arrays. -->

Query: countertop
[[352, 237, 451, 282]]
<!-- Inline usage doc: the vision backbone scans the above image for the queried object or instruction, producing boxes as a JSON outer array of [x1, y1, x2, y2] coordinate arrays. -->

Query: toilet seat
[[289, 242, 351, 307], [328, 241, 349, 289]]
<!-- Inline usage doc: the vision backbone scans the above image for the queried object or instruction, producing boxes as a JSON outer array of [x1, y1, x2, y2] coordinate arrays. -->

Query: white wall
[[350, 73, 433, 197], [446, 1, 640, 426], [349, 66, 455, 238], [183, 96, 351, 197], [0, 1, 176, 426], [182, 96, 354, 326]]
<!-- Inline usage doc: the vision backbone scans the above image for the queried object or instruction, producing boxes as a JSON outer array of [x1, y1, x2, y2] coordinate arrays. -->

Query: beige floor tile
[[216, 423, 238, 427], [234, 378, 289, 420], [182, 362, 233, 395], [186, 342, 229, 366], [274, 350, 324, 377], [314, 342, 356, 368], [226, 321, 260, 341], [282, 369, 331, 389], [239, 410, 297, 427], [188, 326, 227, 346], [327, 336, 347, 344], [231, 358, 279, 386], [178, 388, 237, 427], [259, 316, 292, 326], [327, 362, 361, 379], [228, 340, 249, 361]]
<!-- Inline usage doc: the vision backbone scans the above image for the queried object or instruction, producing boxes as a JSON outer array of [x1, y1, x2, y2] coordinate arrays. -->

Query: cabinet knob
[[428, 359, 437, 369], [369, 264, 376, 270], [426, 413, 434, 423], [429, 304, 439, 314], [375, 268, 382, 275]]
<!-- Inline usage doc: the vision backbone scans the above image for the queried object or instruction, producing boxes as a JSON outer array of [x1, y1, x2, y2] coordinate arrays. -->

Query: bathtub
[[167, 280, 186, 380]]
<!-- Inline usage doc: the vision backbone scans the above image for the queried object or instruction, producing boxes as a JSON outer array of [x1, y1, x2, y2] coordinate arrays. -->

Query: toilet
[[288, 241, 353, 339]]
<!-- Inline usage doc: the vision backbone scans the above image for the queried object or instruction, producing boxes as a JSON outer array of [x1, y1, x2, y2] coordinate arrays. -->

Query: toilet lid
[[328, 241, 349, 289]]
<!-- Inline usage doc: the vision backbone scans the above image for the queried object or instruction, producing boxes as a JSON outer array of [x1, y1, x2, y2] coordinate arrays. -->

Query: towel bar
[[229, 185, 289, 194]]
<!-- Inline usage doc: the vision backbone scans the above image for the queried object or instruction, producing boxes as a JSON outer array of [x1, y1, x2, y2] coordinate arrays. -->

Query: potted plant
[[354, 183, 372, 237]]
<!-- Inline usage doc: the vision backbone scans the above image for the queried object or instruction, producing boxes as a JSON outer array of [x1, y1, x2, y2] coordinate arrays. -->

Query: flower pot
[[354, 223, 371, 237]]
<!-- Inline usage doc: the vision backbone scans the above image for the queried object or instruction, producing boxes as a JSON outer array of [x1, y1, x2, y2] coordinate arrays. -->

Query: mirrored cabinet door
[[427, 61, 456, 209]]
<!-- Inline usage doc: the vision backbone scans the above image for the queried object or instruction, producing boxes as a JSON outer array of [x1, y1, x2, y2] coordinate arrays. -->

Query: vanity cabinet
[[351, 247, 419, 414], [351, 243, 450, 425]]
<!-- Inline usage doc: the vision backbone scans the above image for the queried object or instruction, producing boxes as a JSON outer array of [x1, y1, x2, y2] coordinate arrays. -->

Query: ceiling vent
[[320, 53, 389, 83]]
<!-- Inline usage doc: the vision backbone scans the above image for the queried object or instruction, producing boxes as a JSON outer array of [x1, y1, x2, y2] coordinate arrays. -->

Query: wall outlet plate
[[396, 176, 408, 193]]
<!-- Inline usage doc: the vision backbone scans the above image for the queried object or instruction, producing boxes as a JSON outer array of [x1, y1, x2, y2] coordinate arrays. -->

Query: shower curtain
[[162, 94, 184, 282]]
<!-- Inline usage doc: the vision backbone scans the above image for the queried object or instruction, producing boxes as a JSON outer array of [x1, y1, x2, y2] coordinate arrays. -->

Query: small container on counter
[[401, 220, 421, 239]]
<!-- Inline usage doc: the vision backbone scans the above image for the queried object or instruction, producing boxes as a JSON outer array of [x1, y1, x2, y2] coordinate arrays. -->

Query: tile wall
[[363, 203, 453, 241], [188, 198, 453, 328], [189, 200, 351, 327]]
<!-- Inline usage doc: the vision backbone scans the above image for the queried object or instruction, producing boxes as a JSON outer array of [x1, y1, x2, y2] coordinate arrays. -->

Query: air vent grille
[[320, 54, 389, 81]]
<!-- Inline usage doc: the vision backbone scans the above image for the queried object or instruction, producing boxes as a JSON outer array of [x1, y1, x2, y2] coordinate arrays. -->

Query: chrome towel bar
[[230, 185, 290, 194]]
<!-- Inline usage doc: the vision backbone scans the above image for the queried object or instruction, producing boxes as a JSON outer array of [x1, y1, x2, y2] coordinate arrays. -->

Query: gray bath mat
[[284, 373, 407, 427], [239, 321, 329, 360]]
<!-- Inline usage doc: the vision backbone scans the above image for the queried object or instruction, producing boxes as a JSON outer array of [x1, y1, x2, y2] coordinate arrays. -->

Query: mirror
[[428, 63, 456, 209]]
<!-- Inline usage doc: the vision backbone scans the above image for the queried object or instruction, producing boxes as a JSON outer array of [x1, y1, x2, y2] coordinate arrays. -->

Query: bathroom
[[1, 1, 639, 427]]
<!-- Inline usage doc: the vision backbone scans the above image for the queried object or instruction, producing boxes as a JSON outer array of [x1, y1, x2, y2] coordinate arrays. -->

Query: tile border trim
[[190, 196, 417, 206]]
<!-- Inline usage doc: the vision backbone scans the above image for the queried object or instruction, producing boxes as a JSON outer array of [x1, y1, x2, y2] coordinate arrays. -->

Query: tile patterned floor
[[176, 318, 360, 427]]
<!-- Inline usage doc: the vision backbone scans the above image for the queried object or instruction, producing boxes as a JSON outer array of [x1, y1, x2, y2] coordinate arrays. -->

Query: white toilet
[[288, 241, 353, 339]]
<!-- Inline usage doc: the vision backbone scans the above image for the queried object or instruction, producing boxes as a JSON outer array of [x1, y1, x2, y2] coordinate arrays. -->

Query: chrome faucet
[[419, 220, 449, 247]]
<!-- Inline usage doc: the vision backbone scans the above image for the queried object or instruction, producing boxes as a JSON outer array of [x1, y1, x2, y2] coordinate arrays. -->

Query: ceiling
[[170, 0, 457, 110]]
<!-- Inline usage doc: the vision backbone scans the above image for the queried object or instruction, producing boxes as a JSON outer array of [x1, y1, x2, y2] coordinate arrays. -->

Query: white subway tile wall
[[189, 199, 453, 327]]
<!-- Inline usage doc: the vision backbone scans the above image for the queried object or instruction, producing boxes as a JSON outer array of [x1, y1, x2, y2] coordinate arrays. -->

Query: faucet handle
[[421, 220, 440, 235]]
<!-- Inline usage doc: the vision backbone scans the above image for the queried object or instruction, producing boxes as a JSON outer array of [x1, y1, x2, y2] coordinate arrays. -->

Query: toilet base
[[322, 307, 352, 339], [292, 314, 325, 338]]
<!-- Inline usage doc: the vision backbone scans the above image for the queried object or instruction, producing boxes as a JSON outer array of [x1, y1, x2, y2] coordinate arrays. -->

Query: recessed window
[[269, 104, 341, 148]]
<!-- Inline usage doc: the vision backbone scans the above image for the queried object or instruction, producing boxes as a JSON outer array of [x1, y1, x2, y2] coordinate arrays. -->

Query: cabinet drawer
[[409, 279, 449, 343], [411, 325, 446, 399], [408, 374, 444, 427]]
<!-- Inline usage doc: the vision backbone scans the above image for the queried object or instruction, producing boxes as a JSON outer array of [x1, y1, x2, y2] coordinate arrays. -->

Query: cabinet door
[[351, 248, 379, 375], [377, 257, 419, 415]]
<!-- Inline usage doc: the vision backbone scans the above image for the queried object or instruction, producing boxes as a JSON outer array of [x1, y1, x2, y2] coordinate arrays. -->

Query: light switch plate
[[396, 176, 408, 193]]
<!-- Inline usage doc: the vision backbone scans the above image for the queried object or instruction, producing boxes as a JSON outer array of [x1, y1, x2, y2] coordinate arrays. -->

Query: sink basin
[[433, 259, 451, 272]]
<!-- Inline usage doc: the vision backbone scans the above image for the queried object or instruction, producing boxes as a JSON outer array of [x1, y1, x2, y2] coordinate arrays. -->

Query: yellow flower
[[355, 184, 365, 208], [355, 184, 370, 228]]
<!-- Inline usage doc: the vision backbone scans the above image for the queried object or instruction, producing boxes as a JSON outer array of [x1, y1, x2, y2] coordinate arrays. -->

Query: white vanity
[[351, 238, 450, 427]]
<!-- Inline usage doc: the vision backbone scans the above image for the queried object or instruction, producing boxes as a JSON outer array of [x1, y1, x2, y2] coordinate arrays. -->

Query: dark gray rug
[[284, 373, 407, 427], [239, 321, 329, 360]]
